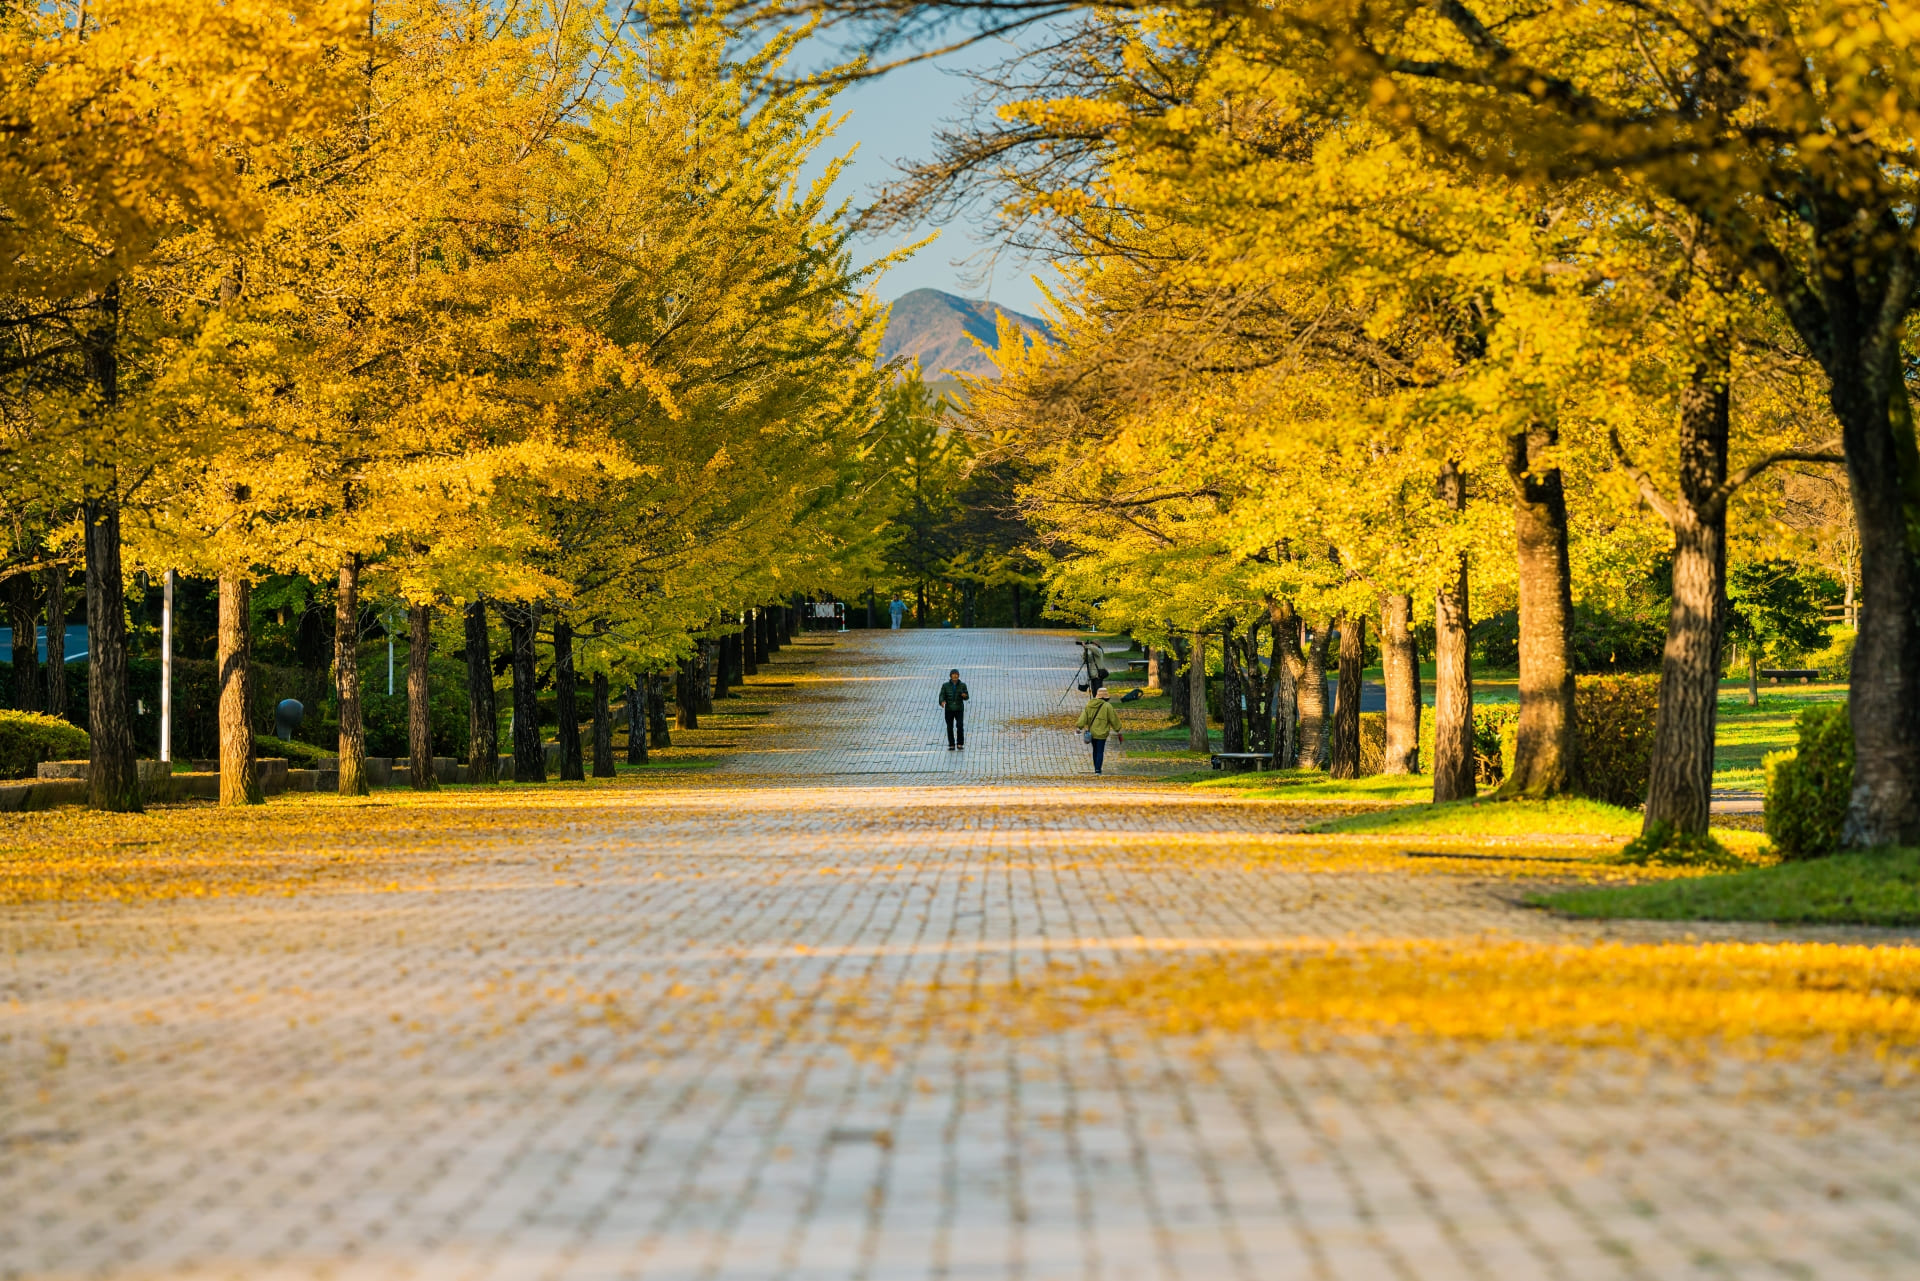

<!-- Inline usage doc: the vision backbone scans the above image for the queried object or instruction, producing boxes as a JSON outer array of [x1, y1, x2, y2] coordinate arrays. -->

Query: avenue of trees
[[756, 0, 1909, 852], [0, 0, 949, 808]]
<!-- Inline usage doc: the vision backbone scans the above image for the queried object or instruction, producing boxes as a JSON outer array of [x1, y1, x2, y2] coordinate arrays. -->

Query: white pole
[[160, 570, 174, 763], [387, 629, 394, 696]]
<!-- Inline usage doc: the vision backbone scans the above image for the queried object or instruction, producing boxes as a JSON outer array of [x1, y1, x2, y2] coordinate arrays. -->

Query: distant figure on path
[[890, 596, 907, 629], [939, 668, 969, 750], [1076, 686, 1123, 775]]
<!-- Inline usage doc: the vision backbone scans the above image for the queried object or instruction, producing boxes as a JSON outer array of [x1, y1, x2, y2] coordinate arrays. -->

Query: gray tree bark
[[408, 603, 436, 790], [1329, 614, 1365, 779], [1432, 462, 1475, 802], [1382, 594, 1421, 775], [1497, 423, 1578, 798], [218, 575, 261, 805], [44, 566, 66, 719], [506, 601, 544, 783], [463, 598, 498, 784], [592, 671, 614, 777], [335, 555, 368, 797], [1186, 629, 1210, 753], [554, 619, 584, 781]]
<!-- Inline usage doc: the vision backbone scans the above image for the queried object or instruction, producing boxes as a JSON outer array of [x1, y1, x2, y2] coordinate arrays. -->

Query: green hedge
[[1572, 674, 1659, 806], [1764, 704, 1853, 860], [1492, 676, 1656, 804], [0, 710, 90, 779]]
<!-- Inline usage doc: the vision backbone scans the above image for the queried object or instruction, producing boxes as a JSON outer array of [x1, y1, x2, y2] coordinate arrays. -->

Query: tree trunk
[[1382, 594, 1420, 775], [82, 500, 139, 809], [1290, 619, 1334, 770], [742, 615, 758, 676], [1432, 461, 1475, 802], [407, 603, 436, 790], [334, 555, 368, 796], [1145, 646, 1162, 691], [592, 671, 614, 778], [1167, 634, 1190, 728], [1329, 614, 1365, 779], [554, 619, 584, 781], [697, 639, 716, 714], [9, 576, 40, 713], [1642, 358, 1730, 836], [649, 672, 673, 746], [1497, 423, 1578, 798], [44, 566, 66, 720], [1747, 647, 1760, 707], [80, 287, 138, 810], [627, 682, 647, 764], [713, 631, 733, 700], [218, 574, 261, 805], [1011, 583, 1023, 627], [675, 654, 700, 730], [463, 598, 497, 784], [1269, 603, 1298, 768], [764, 605, 780, 653], [1186, 629, 1210, 753], [1755, 261, 1920, 847], [1221, 623, 1245, 755], [507, 601, 544, 783]]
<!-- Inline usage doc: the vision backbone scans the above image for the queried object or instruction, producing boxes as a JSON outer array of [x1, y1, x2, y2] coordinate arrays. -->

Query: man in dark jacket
[[938, 669, 969, 750]]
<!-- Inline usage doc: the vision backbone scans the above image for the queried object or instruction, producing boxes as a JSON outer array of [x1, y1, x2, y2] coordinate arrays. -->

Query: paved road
[[5, 629, 1919, 1280]]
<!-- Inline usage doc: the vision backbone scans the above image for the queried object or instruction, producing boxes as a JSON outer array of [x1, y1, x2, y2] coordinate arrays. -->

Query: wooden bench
[[1210, 752, 1275, 771], [1760, 668, 1819, 684], [1127, 659, 1150, 672]]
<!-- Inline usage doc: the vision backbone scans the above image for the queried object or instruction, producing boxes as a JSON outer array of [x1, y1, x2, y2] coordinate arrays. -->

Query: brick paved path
[[6, 629, 1920, 1280]]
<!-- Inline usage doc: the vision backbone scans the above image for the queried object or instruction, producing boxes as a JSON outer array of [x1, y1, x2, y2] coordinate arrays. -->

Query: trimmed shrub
[[1414, 703, 1513, 785], [255, 735, 333, 768], [0, 710, 91, 779], [1572, 674, 1659, 806], [1486, 676, 1656, 803], [1764, 703, 1853, 860], [1807, 627, 1855, 681], [1358, 712, 1386, 775]]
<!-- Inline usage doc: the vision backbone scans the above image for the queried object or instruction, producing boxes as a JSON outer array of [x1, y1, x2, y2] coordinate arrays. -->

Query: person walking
[[938, 668, 969, 750], [889, 596, 907, 629], [1076, 686, 1123, 774]]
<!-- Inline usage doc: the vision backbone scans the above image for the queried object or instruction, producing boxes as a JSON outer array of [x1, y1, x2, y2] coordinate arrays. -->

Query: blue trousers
[[1091, 737, 1107, 773]]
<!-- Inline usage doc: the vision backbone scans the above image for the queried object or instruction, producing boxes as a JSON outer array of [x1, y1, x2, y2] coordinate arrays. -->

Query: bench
[[1127, 659, 1150, 672], [1760, 668, 1820, 684], [1210, 752, 1275, 771]]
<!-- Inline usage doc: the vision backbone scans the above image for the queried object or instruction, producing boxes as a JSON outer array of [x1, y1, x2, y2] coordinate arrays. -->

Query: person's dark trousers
[[945, 707, 965, 748], [1091, 737, 1106, 773]]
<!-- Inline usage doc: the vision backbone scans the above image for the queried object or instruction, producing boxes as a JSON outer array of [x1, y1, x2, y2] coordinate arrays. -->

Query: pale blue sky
[[802, 42, 1058, 316]]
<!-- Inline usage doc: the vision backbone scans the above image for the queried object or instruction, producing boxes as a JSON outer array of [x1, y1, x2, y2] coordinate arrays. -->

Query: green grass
[[1711, 683, 1846, 790], [1534, 847, 1920, 926], [1314, 795, 1645, 837], [1170, 769, 1435, 802]]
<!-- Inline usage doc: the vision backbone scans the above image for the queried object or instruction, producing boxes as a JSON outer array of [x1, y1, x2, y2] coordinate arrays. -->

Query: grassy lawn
[[1171, 769, 1433, 802], [1312, 795, 1646, 837], [1711, 682, 1846, 791], [1534, 847, 1920, 927]]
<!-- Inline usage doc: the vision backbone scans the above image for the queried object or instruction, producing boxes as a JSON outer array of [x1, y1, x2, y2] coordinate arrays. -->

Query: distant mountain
[[879, 288, 1050, 379]]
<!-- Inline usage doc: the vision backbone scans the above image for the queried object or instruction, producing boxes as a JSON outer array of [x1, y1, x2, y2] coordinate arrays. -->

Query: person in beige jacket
[[1075, 686, 1123, 775]]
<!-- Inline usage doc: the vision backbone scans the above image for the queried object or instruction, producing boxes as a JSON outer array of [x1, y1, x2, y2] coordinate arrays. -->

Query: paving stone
[[5, 628, 1920, 1279]]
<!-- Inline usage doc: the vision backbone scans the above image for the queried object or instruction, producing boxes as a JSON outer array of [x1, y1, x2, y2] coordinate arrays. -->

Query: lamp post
[[160, 570, 174, 763]]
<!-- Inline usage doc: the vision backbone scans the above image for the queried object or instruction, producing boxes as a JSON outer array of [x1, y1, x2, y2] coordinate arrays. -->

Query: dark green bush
[[1471, 606, 1665, 674], [1764, 703, 1853, 860], [1571, 674, 1659, 806], [1358, 712, 1386, 774], [0, 710, 90, 779], [1477, 705, 1517, 785]]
